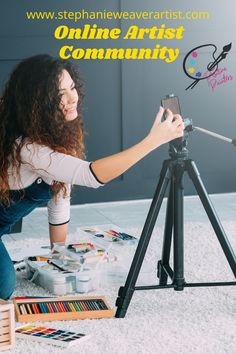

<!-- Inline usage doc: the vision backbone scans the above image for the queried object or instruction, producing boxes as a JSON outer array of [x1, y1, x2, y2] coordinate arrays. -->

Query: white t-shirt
[[8, 140, 103, 225]]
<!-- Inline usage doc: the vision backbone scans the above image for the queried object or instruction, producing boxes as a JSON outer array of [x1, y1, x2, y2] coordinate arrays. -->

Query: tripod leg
[[186, 160, 236, 277], [173, 163, 185, 290], [158, 180, 174, 285], [115, 159, 172, 318]]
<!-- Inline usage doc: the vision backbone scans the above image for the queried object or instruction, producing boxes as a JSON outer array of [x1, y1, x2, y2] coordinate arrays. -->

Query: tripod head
[[162, 94, 235, 159], [167, 117, 193, 159]]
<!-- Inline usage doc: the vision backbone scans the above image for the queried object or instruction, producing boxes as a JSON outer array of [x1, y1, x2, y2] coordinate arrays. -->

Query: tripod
[[115, 142, 236, 318]]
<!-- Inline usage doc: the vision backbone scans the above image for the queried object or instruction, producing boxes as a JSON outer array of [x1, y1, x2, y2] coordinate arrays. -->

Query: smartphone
[[161, 94, 184, 149], [161, 94, 181, 119]]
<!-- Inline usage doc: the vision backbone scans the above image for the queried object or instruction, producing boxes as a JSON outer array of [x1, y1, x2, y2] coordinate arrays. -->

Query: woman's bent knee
[[0, 239, 16, 299], [0, 263, 16, 300]]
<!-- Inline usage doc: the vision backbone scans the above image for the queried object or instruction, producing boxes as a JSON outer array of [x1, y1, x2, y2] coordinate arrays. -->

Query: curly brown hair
[[0, 54, 85, 204]]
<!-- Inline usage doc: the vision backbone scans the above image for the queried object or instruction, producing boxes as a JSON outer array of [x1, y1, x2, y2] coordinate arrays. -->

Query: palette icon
[[183, 43, 232, 90]]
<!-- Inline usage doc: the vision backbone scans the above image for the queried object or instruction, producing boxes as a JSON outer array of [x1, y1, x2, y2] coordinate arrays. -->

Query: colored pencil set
[[18, 298, 107, 315], [14, 295, 113, 322]]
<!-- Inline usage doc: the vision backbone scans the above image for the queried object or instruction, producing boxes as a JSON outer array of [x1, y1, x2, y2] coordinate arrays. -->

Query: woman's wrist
[[49, 223, 68, 248], [142, 134, 162, 153]]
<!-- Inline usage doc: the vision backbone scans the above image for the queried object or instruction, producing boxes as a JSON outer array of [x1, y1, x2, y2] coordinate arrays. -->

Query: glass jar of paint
[[76, 274, 90, 293]]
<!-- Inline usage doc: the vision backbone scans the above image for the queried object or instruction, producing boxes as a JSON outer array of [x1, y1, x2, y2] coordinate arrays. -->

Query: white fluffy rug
[[3, 222, 236, 354]]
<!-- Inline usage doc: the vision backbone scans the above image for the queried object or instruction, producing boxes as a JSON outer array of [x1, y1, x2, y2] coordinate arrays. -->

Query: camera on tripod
[[115, 94, 236, 318], [161, 94, 193, 154]]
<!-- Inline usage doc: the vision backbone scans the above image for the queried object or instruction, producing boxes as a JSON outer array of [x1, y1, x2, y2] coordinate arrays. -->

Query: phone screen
[[161, 96, 181, 115]]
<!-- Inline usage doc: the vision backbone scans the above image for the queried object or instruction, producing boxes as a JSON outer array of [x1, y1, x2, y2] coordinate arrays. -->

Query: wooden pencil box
[[0, 299, 15, 352], [13, 295, 114, 322]]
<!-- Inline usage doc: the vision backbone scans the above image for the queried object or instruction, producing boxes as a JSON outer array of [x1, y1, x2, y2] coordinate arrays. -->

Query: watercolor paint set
[[15, 324, 90, 348], [13, 295, 114, 322]]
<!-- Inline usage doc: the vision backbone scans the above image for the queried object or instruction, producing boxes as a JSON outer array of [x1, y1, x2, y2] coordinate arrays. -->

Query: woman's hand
[[145, 106, 184, 151]]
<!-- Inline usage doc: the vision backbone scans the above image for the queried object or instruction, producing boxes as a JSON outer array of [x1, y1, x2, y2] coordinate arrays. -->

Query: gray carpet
[[3, 221, 236, 354]]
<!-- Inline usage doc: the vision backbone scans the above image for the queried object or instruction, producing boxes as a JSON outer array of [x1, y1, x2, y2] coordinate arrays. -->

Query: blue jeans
[[0, 240, 16, 300], [0, 178, 52, 299]]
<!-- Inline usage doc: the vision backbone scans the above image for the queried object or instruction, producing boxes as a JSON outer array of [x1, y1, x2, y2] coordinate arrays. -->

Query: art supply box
[[25, 259, 101, 295], [75, 224, 139, 285], [0, 299, 15, 352], [23, 225, 138, 295], [14, 296, 113, 322]]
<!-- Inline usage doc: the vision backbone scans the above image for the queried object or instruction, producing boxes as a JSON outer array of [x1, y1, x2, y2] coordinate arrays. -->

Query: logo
[[183, 43, 232, 90]]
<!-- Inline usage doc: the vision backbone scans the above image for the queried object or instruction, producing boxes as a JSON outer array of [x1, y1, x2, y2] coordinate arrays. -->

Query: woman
[[0, 54, 184, 299]]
